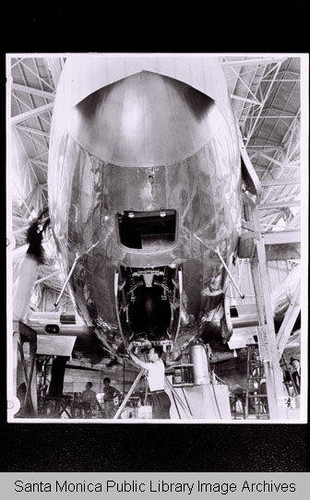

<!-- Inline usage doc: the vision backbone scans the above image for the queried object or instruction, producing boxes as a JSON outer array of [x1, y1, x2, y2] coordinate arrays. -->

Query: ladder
[[245, 344, 269, 419], [238, 195, 287, 419], [280, 355, 299, 397]]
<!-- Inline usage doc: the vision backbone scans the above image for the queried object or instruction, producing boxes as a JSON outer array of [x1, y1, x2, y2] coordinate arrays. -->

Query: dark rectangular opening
[[117, 210, 176, 250]]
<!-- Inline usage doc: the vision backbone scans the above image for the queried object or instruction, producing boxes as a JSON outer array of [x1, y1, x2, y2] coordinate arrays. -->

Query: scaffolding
[[238, 194, 288, 420], [245, 344, 269, 419]]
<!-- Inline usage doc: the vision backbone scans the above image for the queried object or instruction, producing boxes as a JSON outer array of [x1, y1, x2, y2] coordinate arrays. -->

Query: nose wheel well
[[114, 265, 183, 350]]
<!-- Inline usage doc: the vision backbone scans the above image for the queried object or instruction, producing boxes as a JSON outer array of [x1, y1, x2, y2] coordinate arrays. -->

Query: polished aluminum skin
[[48, 58, 242, 357]]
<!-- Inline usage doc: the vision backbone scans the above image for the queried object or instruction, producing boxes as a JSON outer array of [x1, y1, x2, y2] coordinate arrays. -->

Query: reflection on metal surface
[[48, 57, 242, 360], [70, 72, 217, 167]]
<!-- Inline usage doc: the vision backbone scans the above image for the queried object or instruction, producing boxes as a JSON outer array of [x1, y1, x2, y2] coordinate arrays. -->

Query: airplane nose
[[69, 71, 216, 167]]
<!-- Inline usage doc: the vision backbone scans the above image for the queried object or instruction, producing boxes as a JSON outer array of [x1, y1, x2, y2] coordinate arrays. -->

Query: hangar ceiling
[[7, 54, 302, 310]]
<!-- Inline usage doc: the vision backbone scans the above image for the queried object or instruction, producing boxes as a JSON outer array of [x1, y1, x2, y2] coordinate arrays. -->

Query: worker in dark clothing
[[128, 344, 171, 419], [81, 382, 100, 418], [290, 357, 301, 394], [102, 377, 121, 418]]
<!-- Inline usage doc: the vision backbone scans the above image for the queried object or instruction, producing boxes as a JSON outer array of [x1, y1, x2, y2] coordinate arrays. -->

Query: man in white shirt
[[129, 345, 171, 419]]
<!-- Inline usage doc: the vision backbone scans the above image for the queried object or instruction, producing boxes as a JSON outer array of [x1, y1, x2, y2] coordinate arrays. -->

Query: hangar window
[[117, 210, 176, 250]]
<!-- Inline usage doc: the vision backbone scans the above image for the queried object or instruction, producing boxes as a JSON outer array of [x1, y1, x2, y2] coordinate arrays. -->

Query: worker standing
[[128, 344, 171, 419], [290, 357, 301, 395], [102, 377, 121, 418], [81, 382, 99, 418]]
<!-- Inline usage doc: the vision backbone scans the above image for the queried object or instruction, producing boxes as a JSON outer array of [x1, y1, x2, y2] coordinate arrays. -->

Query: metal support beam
[[239, 134, 262, 198], [262, 230, 300, 246], [253, 115, 298, 120], [54, 254, 80, 307], [277, 288, 301, 357], [31, 159, 48, 168], [18, 59, 55, 92], [35, 271, 60, 286], [258, 201, 300, 210], [265, 244, 300, 261], [113, 369, 146, 419], [221, 57, 287, 66], [259, 153, 289, 169], [11, 83, 55, 100], [11, 103, 54, 125], [261, 177, 300, 188], [261, 79, 300, 82], [245, 198, 287, 419], [244, 62, 282, 146], [16, 125, 50, 138], [239, 219, 301, 260], [231, 94, 261, 106]]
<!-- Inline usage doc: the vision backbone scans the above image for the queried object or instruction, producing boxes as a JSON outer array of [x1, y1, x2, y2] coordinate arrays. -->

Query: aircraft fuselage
[[48, 58, 242, 358]]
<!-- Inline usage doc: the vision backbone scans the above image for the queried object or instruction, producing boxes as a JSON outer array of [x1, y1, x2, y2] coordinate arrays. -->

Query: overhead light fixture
[[159, 210, 166, 217], [128, 212, 135, 218]]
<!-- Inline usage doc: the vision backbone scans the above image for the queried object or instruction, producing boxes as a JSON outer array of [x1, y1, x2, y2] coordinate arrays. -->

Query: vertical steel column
[[248, 202, 287, 419]]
